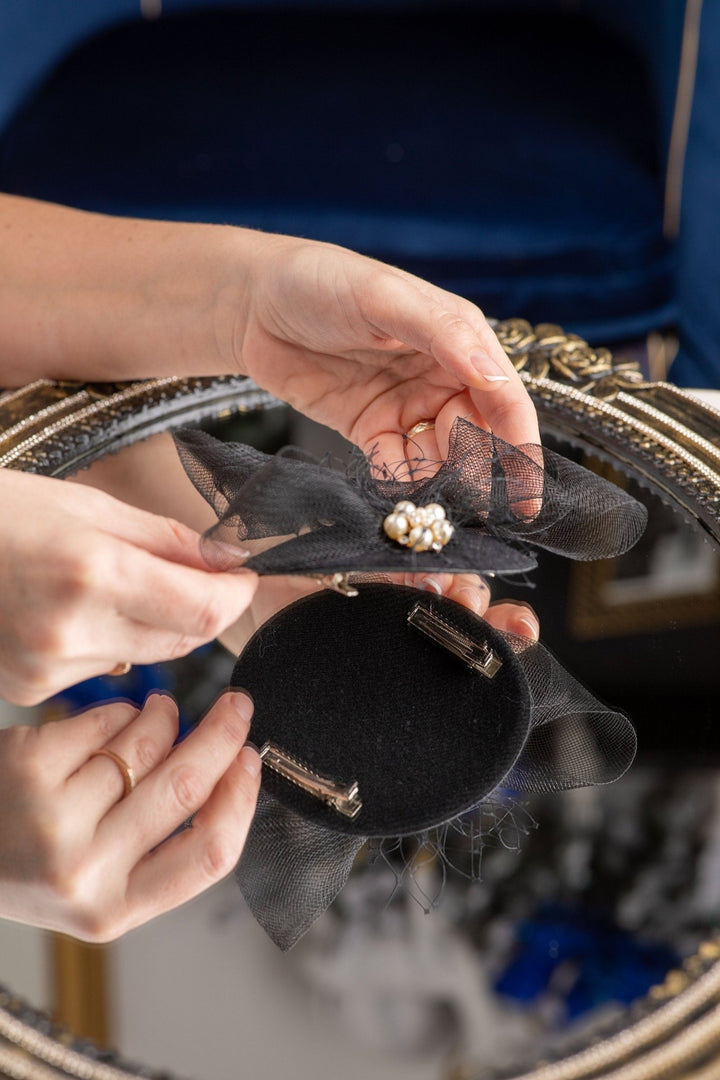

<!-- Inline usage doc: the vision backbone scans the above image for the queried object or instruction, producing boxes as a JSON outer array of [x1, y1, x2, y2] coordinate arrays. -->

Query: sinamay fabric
[[174, 420, 646, 949]]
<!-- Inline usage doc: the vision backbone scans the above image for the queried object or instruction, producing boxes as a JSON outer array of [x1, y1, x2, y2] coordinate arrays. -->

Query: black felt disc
[[231, 584, 531, 836]]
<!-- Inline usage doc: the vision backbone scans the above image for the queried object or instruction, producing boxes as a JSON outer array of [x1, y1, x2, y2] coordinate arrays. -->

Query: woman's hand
[[236, 235, 540, 460], [0, 198, 538, 459], [0, 691, 260, 940], [219, 571, 540, 657], [0, 469, 258, 705]]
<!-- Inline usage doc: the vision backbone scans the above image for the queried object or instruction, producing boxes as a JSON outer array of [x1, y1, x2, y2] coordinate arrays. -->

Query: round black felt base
[[231, 584, 531, 837]]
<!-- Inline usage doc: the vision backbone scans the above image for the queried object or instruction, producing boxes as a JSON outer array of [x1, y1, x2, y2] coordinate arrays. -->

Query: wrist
[[0, 195, 269, 384], [221, 229, 302, 379]]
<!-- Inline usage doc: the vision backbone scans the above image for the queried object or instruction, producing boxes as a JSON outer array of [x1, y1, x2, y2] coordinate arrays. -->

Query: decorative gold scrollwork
[[489, 317, 646, 399]]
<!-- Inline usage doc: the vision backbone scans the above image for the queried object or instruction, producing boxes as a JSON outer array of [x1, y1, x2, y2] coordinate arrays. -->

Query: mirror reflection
[[15, 413, 714, 1080]]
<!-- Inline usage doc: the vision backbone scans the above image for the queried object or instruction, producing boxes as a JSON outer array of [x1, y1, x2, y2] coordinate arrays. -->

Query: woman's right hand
[[0, 691, 261, 939], [0, 469, 258, 705]]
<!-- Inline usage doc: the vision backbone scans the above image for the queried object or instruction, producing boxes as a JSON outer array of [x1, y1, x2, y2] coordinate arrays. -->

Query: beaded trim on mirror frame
[[0, 325, 719, 1080], [490, 317, 720, 545]]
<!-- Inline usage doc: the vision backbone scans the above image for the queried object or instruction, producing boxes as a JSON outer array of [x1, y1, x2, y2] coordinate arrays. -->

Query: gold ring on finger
[[403, 420, 436, 440], [89, 748, 136, 799], [108, 661, 132, 677]]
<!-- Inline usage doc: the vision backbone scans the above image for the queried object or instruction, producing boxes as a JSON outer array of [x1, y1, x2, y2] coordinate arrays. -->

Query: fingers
[[124, 743, 261, 929], [367, 272, 540, 448], [110, 546, 259, 653], [484, 600, 540, 641], [0, 469, 260, 704], [369, 273, 505, 388], [400, 572, 492, 617], [401, 569, 540, 640], [400, 425, 443, 472], [0, 656, 158, 709], [0, 552, 257, 702], [99, 691, 255, 862], [35, 700, 141, 776], [446, 574, 492, 616], [67, 693, 180, 819], [29, 475, 214, 571], [0, 690, 259, 941]]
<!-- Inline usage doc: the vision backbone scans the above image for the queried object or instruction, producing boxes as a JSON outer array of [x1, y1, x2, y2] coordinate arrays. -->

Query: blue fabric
[[495, 903, 678, 1021], [0, 4, 678, 347], [0, 0, 137, 133], [669, 0, 720, 389]]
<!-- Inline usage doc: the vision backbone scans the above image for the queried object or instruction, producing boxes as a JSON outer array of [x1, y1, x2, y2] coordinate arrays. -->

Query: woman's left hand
[[0, 199, 538, 460], [235, 234, 540, 460], [219, 571, 539, 658]]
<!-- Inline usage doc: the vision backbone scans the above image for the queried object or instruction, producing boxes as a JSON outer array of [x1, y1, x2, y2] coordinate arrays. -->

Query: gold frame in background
[[0, 321, 719, 1080]]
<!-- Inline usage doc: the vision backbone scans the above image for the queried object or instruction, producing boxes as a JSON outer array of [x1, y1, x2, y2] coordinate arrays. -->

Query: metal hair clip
[[408, 601, 503, 679], [259, 742, 363, 819], [315, 572, 359, 597]]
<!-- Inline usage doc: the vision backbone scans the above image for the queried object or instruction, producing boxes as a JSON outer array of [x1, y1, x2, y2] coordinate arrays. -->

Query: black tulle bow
[[173, 418, 647, 577]]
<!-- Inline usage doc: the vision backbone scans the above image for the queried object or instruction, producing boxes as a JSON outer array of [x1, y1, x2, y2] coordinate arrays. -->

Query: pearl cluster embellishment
[[383, 501, 454, 553]]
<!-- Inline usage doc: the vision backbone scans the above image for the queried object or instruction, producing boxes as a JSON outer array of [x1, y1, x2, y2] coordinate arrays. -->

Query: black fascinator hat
[[173, 418, 647, 578], [231, 584, 636, 950], [172, 422, 644, 949]]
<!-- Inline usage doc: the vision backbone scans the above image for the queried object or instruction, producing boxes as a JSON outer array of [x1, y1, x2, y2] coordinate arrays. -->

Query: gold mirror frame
[[1, 321, 719, 1080]]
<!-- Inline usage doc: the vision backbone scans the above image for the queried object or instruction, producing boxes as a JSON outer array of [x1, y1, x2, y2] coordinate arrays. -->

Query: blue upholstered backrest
[[0, 1, 715, 384]]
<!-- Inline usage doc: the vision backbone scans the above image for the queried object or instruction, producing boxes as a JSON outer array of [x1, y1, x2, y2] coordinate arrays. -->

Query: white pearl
[[384, 500, 452, 552], [412, 527, 435, 552], [432, 519, 454, 546], [407, 525, 424, 547], [383, 513, 409, 540]]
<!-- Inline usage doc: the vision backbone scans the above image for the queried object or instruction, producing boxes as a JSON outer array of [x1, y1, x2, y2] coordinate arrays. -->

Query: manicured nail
[[201, 538, 250, 568], [469, 350, 510, 385], [227, 691, 254, 726], [420, 576, 443, 595], [517, 615, 540, 641], [239, 744, 262, 778]]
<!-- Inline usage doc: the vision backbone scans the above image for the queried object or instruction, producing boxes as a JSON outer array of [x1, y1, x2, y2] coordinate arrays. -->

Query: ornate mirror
[[1, 321, 719, 1080]]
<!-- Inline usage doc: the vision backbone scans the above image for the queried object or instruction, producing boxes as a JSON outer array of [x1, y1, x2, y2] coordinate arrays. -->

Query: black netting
[[176, 423, 644, 948], [232, 590, 636, 950], [236, 789, 365, 951], [173, 419, 647, 577], [506, 633, 637, 792]]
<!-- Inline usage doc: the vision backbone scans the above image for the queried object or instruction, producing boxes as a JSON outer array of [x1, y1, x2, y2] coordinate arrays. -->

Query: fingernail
[[517, 615, 540, 641], [201, 538, 250, 568], [226, 691, 254, 726], [469, 350, 510, 385], [420, 576, 443, 595], [239, 744, 262, 778]]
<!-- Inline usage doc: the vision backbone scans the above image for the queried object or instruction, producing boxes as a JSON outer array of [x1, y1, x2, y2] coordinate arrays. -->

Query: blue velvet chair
[[0, 0, 716, 385]]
